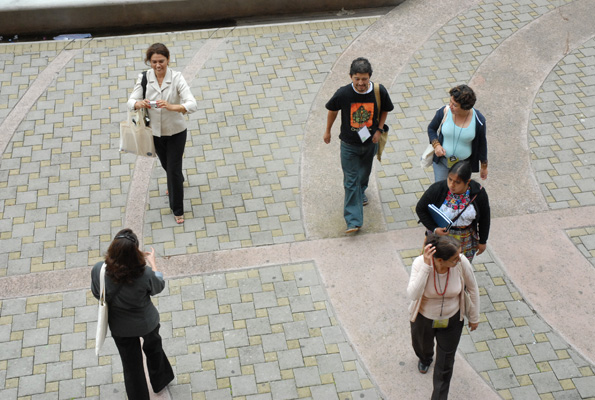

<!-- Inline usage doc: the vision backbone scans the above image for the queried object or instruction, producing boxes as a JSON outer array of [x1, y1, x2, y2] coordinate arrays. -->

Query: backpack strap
[[373, 83, 381, 125]]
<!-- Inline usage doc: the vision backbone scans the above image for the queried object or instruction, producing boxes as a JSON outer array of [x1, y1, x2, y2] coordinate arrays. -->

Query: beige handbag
[[119, 108, 156, 158]]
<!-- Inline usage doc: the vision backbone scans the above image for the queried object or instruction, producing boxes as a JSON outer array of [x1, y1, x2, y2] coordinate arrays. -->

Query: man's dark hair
[[349, 57, 373, 76]]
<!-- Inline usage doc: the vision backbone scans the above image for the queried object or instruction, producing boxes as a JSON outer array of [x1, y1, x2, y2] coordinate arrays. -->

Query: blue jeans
[[340, 141, 377, 228], [433, 157, 449, 182]]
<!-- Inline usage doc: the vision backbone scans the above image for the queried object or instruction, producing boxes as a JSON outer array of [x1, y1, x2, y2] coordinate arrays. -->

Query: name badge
[[432, 318, 449, 329], [358, 126, 371, 143], [447, 156, 459, 168]]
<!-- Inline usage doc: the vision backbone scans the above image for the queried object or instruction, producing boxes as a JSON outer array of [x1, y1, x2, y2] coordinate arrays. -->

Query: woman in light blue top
[[427, 85, 488, 182]]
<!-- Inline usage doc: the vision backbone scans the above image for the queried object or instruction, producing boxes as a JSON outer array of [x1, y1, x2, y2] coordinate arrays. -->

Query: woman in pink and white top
[[407, 233, 480, 400]]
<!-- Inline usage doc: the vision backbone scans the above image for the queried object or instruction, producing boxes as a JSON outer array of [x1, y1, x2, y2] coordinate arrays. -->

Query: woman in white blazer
[[127, 43, 197, 224]]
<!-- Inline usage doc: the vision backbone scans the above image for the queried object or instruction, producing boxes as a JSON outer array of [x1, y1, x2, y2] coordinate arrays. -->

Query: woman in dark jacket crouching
[[416, 161, 490, 261], [91, 228, 173, 399]]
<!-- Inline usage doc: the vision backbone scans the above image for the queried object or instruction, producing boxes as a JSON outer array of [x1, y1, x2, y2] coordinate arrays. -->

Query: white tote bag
[[95, 263, 109, 355], [119, 109, 156, 158], [420, 105, 450, 169]]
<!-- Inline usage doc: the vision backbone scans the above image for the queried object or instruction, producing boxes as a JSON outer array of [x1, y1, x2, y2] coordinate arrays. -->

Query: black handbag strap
[[141, 71, 148, 99], [450, 187, 481, 225]]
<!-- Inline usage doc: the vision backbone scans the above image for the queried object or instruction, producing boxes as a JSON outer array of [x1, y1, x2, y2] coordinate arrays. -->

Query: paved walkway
[[1, 0, 595, 399]]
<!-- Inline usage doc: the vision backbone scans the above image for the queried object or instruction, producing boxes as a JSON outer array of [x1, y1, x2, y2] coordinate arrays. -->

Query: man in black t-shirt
[[324, 57, 394, 234]]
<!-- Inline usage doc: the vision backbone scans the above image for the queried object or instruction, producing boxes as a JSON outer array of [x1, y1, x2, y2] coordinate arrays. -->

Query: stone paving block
[[239, 345, 266, 365], [230, 374, 258, 396], [283, 320, 310, 340], [316, 354, 344, 374], [466, 351, 498, 372], [573, 376, 595, 397], [200, 340, 226, 361], [506, 326, 536, 346], [261, 332, 288, 352], [215, 357, 241, 378], [485, 310, 516, 330], [86, 365, 113, 386], [254, 361, 282, 383], [487, 338, 517, 358], [509, 385, 541, 400], [172, 310, 197, 329], [223, 328, 249, 348], [175, 353, 202, 374], [34, 343, 61, 365], [552, 390, 581, 400], [277, 348, 305, 370], [508, 354, 540, 375], [6, 356, 33, 378], [191, 370, 217, 392], [205, 388, 232, 400], [333, 370, 361, 392], [530, 371, 563, 393], [527, 342, 558, 363], [270, 379, 298, 400], [550, 359, 582, 380], [310, 384, 340, 400], [487, 367, 520, 390], [60, 332, 86, 351], [18, 373, 47, 396], [46, 361, 72, 382]]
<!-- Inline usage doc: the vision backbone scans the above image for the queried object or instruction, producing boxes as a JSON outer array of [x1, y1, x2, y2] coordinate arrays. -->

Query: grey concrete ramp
[[470, 0, 595, 217]]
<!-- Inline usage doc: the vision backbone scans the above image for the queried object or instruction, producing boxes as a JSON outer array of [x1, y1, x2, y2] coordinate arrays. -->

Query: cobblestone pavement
[[1, 0, 595, 398], [0, 262, 381, 400]]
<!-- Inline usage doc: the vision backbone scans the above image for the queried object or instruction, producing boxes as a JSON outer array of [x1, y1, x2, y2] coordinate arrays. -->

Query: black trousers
[[153, 129, 187, 216], [112, 324, 174, 400], [411, 311, 464, 400]]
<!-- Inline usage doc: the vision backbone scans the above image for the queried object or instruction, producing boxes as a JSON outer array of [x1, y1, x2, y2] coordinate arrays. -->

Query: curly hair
[[105, 229, 146, 284], [449, 84, 476, 110]]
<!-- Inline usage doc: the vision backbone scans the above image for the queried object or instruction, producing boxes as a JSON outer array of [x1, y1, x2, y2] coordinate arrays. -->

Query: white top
[[127, 68, 197, 137]]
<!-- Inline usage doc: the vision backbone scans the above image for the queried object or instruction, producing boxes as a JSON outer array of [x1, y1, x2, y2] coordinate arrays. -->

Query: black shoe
[[418, 360, 430, 374]]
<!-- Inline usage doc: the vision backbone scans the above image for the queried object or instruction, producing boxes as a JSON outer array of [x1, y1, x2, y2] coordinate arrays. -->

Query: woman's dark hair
[[350, 57, 373, 76], [426, 233, 461, 260], [145, 43, 170, 64], [105, 228, 146, 284], [449, 161, 472, 182], [449, 84, 476, 110]]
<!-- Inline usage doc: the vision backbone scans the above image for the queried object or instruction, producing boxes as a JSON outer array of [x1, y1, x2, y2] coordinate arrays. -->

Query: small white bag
[[95, 263, 108, 355], [119, 109, 156, 158]]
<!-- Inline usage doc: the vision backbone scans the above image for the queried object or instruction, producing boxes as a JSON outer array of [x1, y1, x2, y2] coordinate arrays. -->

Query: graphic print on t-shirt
[[350, 102, 375, 131]]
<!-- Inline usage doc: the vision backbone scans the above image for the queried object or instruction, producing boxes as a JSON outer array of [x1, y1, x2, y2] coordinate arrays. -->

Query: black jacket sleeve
[[474, 186, 491, 244], [427, 107, 446, 144], [415, 181, 447, 232]]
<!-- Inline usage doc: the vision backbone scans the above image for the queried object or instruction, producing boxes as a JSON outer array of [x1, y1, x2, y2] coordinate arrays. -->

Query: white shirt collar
[[351, 81, 374, 94]]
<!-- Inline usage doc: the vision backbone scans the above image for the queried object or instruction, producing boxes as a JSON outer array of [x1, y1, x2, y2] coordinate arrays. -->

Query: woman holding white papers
[[416, 161, 490, 260]]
